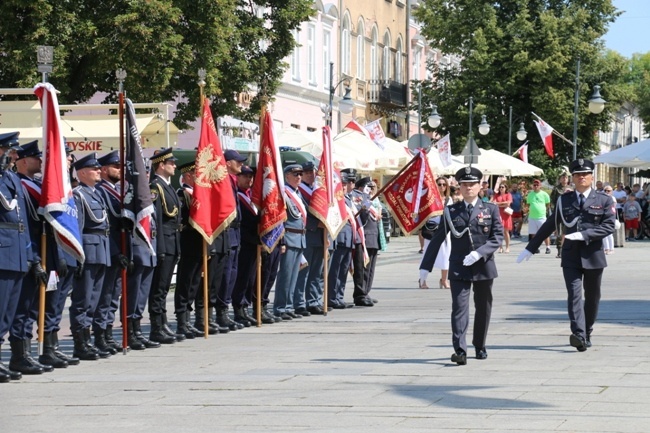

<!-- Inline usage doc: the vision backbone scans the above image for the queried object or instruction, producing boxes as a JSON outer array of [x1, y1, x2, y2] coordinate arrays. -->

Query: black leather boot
[[93, 330, 115, 357], [24, 339, 54, 372], [149, 314, 175, 344], [217, 307, 239, 331], [52, 332, 80, 366], [38, 332, 68, 369], [127, 319, 145, 351], [9, 339, 44, 374], [175, 313, 195, 339], [233, 306, 252, 327], [194, 308, 218, 335], [186, 311, 205, 337], [0, 347, 22, 380], [162, 314, 182, 340], [105, 325, 123, 352], [83, 328, 100, 355], [240, 306, 258, 327], [254, 306, 275, 325], [73, 330, 99, 361], [134, 319, 160, 348]]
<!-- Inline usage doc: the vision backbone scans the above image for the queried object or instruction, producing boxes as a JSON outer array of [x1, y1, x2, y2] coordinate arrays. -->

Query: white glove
[[463, 251, 481, 266], [516, 250, 533, 263], [565, 232, 585, 241]]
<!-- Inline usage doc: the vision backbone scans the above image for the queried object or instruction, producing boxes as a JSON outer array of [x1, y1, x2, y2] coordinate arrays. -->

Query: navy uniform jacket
[[130, 217, 157, 268], [224, 175, 242, 248], [96, 179, 122, 258], [73, 183, 111, 266], [421, 200, 503, 281], [335, 195, 354, 249], [177, 184, 205, 258], [150, 175, 181, 257], [299, 183, 325, 248], [283, 186, 307, 249], [0, 170, 33, 272], [17, 174, 47, 265], [527, 190, 615, 269], [238, 189, 259, 246], [351, 189, 379, 249]]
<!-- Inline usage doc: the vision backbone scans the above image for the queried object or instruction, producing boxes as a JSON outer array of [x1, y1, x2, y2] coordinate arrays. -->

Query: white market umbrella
[[594, 139, 650, 168]]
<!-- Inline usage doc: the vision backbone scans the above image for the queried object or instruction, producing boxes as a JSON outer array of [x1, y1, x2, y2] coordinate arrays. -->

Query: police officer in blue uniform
[[149, 148, 181, 344], [273, 164, 307, 320], [421, 166, 504, 365], [0, 132, 35, 382], [70, 153, 112, 360], [328, 169, 356, 309], [94, 150, 129, 354], [518, 159, 616, 351]]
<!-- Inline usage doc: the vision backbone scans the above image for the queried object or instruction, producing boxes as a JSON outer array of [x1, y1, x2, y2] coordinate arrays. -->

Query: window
[[307, 24, 316, 85], [357, 19, 365, 80], [291, 29, 300, 81], [341, 16, 351, 75], [413, 47, 422, 81], [323, 29, 331, 90], [395, 37, 403, 83], [383, 31, 391, 81], [370, 27, 378, 80]]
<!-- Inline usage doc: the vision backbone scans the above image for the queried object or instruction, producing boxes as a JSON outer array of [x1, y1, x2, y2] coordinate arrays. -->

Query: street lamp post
[[461, 96, 490, 165], [508, 105, 528, 155], [572, 58, 607, 160], [324, 62, 353, 128]]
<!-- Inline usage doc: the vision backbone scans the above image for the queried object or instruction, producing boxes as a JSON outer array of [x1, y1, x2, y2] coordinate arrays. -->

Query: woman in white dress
[[418, 176, 454, 289]]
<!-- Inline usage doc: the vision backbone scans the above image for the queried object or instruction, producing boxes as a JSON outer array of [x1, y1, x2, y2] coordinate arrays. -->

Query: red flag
[[343, 119, 371, 139], [534, 118, 554, 158], [308, 126, 347, 238], [382, 150, 444, 234], [515, 141, 529, 163], [189, 98, 237, 243], [251, 111, 286, 253]]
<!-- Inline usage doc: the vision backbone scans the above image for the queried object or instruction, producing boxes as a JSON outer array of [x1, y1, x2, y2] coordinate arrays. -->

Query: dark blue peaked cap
[[16, 140, 42, 160], [73, 153, 101, 170], [98, 150, 120, 166], [0, 132, 20, 149]]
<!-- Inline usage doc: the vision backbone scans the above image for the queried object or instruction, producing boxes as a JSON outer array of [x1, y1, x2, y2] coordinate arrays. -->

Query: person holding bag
[[491, 179, 513, 253]]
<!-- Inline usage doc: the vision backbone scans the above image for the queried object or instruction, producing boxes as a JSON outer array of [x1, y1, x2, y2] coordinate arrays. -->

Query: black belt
[[0, 222, 25, 232], [285, 227, 306, 234], [84, 228, 110, 236], [230, 222, 240, 229]]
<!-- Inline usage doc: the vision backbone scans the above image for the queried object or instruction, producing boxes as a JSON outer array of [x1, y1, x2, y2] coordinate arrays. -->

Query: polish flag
[[534, 118, 554, 158], [515, 141, 529, 163], [343, 119, 371, 139]]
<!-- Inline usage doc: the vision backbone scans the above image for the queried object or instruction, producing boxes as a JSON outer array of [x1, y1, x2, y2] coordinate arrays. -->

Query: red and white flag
[[382, 150, 444, 234], [343, 119, 371, 139], [189, 98, 237, 243], [534, 118, 554, 158], [514, 141, 529, 163], [252, 111, 287, 253], [364, 119, 387, 150], [435, 133, 453, 167], [308, 126, 347, 238], [34, 83, 85, 263]]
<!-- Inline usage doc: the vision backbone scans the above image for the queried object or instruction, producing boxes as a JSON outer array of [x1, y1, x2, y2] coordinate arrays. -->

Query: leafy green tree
[[0, 0, 313, 129], [413, 0, 629, 173], [626, 52, 650, 134]]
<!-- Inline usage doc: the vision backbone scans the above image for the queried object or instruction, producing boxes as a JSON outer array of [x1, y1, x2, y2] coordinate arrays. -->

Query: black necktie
[[467, 203, 473, 215], [578, 193, 585, 209]]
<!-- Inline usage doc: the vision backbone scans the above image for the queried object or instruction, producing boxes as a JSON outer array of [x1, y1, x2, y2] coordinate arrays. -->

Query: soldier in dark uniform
[[8, 141, 55, 374], [70, 153, 112, 360], [350, 176, 379, 307], [94, 150, 129, 354], [273, 164, 307, 320], [421, 166, 504, 365], [328, 169, 356, 309], [148, 148, 182, 344], [173, 161, 206, 338], [518, 159, 615, 352], [0, 132, 36, 382]]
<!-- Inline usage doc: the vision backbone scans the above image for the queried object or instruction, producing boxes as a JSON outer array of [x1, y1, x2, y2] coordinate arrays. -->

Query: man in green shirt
[[526, 179, 551, 254]]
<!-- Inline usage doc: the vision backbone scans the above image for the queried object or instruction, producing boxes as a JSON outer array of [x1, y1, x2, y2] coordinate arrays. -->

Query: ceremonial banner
[[251, 111, 286, 253], [34, 83, 85, 263], [435, 133, 453, 167], [189, 98, 237, 242], [534, 117, 555, 158], [308, 126, 347, 238], [382, 150, 444, 234], [122, 99, 155, 253]]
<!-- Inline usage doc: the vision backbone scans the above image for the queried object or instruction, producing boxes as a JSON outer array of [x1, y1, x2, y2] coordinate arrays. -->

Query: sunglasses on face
[[437, 183, 446, 187]]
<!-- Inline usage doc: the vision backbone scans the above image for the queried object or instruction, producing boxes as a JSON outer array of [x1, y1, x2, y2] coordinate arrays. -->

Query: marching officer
[[273, 164, 307, 320], [517, 159, 615, 351], [95, 150, 129, 354], [350, 176, 379, 307], [0, 132, 35, 382], [148, 148, 181, 344], [420, 166, 504, 365], [70, 153, 112, 360]]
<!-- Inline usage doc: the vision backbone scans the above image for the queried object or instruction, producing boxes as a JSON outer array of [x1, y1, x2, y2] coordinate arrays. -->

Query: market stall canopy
[[375, 137, 412, 171], [468, 148, 544, 176], [0, 100, 179, 153], [594, 139, 650, 168]]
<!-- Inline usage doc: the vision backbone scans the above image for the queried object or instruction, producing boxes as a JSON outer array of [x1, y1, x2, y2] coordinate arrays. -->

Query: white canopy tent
[[593, 139, 650, 168], [472, 149, 544, 177]]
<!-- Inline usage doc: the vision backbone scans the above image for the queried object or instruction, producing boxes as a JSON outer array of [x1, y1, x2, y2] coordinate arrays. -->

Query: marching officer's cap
[[73, 153, 101, 170], [224, 149, 247, 162], [569, 158, 595, 174], [355, 176, 372, 189], [454, 166, 483, 183], [283, 163, 303, 175], [16, 140, 42, 160], [150, 148, 177, 165], [239, 165, 255, 175], [340, 168, 357, 182], [177, 161, 195, 174], [0, 132, 20, 149], [97, 150, 120, 166], [301, 161, 315, 171]]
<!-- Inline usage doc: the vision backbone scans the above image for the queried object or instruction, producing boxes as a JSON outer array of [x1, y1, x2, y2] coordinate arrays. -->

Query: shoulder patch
[[151, 188, 159, 201]]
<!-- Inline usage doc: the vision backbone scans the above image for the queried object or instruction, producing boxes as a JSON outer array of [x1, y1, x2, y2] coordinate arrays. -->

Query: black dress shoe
[[451, 350, 467, 365], [371, 298, 378, 304], [330, 303, 346, 310], [286, 311, 302, 319], [586, 335, 592, 348], [569, 334, 588, 352], [475, 348, 488, 360], [307, 306, 325, 315], [295, 308, 311, 317], [354, 298, 374, 307], [279, 312, 293, 321]]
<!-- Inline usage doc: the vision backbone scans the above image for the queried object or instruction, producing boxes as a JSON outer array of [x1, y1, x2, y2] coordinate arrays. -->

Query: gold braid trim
[[154, 183, 178, 218]]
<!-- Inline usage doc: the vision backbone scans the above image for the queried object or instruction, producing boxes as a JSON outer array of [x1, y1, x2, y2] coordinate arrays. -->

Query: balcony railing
[[367, 79, 407, 113]]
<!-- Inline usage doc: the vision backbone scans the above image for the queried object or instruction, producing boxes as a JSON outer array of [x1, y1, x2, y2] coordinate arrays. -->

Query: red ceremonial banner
[[382, 151, 444, 234], [189, 98, 237, 243]]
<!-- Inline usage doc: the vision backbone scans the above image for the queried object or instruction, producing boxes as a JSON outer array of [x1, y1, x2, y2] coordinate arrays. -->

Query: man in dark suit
[[149, 148, 181, 344], [350, 176, 379, 307], [420, 166, 504, 365], [517, 159, 615, 352], [273, 164, 307, 320]]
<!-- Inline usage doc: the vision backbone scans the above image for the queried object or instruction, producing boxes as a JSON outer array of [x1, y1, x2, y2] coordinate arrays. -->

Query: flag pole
[[117, 69, 128, 354], [322, 231, 329, 317], [37, 224, 47, 356], [531, 112, 574, 146], [256, 245, 262, 327]]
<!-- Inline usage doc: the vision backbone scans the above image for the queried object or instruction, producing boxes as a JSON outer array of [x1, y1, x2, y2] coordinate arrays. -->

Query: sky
[[602, 0, 650, 58]]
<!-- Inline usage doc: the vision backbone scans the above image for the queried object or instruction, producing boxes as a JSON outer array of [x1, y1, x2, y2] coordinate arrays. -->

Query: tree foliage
[[626, 52, 650, 134], [413, 0, 629, 173], [0, 0, 314, 129]]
